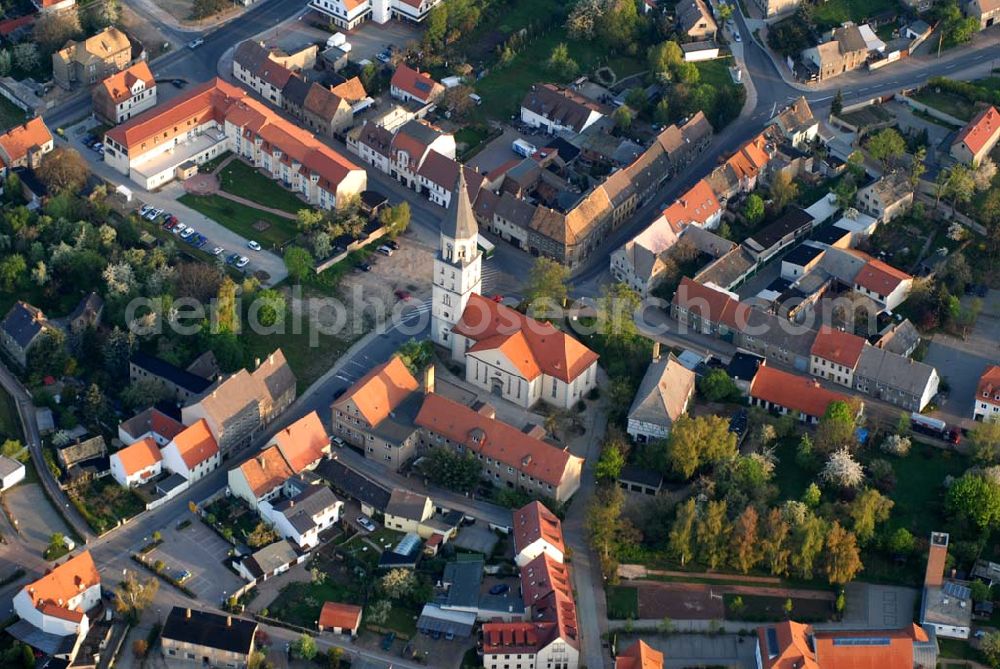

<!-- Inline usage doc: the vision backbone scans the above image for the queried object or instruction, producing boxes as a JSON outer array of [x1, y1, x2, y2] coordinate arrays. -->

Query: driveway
[[466, 127, 543, 175], [923, 289, 1000, 428], [617, 633, 758, 669], [5, 483, 72, 553], [143, 518, 244, 604], [65, 121, 288, 285]]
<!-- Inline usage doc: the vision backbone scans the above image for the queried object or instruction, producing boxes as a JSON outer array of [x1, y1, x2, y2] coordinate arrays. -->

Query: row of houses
[[103, 77, 367, 204]]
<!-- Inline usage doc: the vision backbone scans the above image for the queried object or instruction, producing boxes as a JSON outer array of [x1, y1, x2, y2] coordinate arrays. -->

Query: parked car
[[179, 227, 195, 239], [387, 240, 400, 250], [331, 436, 346, 448], [733, 32, 742, 42], [91, 142, 104, 152], [377, 245, 393, 256], [381, 632, 395, 650], [172, 224, 188, 236], [356, 262, 372, 272], [332, 388, 346, 401], [235, 256, 250, 268], [226, 253, 240, 265], [138, 204, 153, 217], [376, 51, 391, 63], [212, 246, 225, 256], [247, 240, 261, 251], [357, 515, 377, 532], [191, 234, 208, 247], [488, 584, 510, 595], [172, 79, 187, 88], [162, 221, 178, 232], [188, 38, 204, 49]]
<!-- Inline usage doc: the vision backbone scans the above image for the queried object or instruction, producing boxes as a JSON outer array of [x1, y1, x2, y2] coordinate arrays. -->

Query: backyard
[[811, 0, 901, 29], [202, 495, 260, 544], [607, 585, 640, 619], [217, 160, 310, 215], [177, 193, 298, 249], [69, 477, 145, 534], [910, 89, 975, 122], [0, 96, 26, 133]]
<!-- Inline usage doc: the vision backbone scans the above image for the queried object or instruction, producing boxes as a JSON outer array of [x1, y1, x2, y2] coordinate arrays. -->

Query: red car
[[394, 290, 412, 301], [491, 294, 504, 303]]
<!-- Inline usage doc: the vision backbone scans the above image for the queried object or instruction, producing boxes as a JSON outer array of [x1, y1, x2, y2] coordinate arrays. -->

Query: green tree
[[380, 568, 417, 600], [113, 572, 160, 623], [296, 208, 326, 232], [546, 42, 579, 79], [597, 0, 639, 48], [283, 245, 314, 282], [653, 99, 671, 125], [254, 288, 286, 328], [35, 147, 90, 194], [421, 448, 482, 492], [327, 647, 345, 669], [379, 202, 411, 238], [669, 498, 698, 566], [667, 415, 738, 479], [674, 61, 700, 85], [983, 631, 1000, 668], [831, 89, 843, 117], [769, 171, 798, 213], [696, 500, 730, 569], [971, 419, 1000, 463], [815, 399, 860, 453], [744, 193, 765, 226], [760, 507, 791, 576], [866, 128, 906, 169], [524, 257, 570, 312], [1, 439, 26, 463], [397, 339, 435, 374], [945, 164, 976, 210], [613, 106, 633, 132], [971, 580, 992, 603], [0, 253, 25, 291], [595, 436, 627, 482], [699, 368, 739, 403], [215, 276, 238, 334], [291, 634, 317, 661], [247, 522, 278, 548], [801, 483, 821, 507], [596, 283, 642, 342], [946, 471, 1000, 531], [886, 527, 915, 555], [649, 40, 683, 74], [847, 488, 893, 545], [789, 512, 826, 579]]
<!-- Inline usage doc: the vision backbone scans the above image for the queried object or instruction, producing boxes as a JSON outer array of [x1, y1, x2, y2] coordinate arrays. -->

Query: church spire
[[441, 168, 477, 242]]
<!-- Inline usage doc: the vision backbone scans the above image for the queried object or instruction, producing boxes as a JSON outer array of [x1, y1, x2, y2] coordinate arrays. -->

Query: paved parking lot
[[451, 523, 498, 555], [5, 484, 71, 552], [467, 127, 543, 175], [145, 519, 244, 604]]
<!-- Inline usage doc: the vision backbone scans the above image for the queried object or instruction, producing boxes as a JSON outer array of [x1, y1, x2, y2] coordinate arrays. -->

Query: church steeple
[[441, 169, 478, 243]]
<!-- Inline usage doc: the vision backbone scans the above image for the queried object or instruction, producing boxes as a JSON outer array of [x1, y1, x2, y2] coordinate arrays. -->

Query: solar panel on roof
[[766, 628, 779, 658], [832, 638, 891, 646], [415, 81, 431, 92], [943, 581, 971, 600]]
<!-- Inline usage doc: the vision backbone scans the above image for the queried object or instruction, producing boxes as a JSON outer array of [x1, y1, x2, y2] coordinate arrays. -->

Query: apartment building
[[93, 61, 156, 124], [53, 27, 133, 89]]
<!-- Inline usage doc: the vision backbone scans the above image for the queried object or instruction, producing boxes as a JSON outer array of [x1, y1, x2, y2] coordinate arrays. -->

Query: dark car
[[977, 284, 989, 297], [226, 253, 240, 265], [172, 79, 187, 88], [357, 262, 372, 272], [488, 583, 510, 595], [387, 240, 400, 250], [332, 388, 346, 401], [381, 632, 395, 650]]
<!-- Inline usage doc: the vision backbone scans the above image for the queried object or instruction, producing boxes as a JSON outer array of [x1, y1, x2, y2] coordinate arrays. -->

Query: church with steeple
[[431, 173, 600, 410]]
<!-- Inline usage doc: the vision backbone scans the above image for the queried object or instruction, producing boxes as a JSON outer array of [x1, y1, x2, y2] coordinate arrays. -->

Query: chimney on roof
[[925, 531, 949, 588], [185, 608, 191, 620], [423, 365, 435, 395], [258, 455, 266, 469], [255, 357, 261, 369], [227, 615, 232, 627], [652, 341, 661, 361]]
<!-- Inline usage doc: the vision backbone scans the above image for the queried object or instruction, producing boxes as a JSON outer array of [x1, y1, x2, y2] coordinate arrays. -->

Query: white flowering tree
[[820, 448, 865, 488], [880, 434, 912, 457]]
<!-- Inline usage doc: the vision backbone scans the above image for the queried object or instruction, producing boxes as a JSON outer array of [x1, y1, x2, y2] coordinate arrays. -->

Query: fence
[[901, 95, 966, 127], [313, 223, 388, 274]]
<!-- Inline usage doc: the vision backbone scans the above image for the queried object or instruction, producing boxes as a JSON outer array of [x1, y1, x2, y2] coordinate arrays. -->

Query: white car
[[235, 256, 250, 268], [172, 224, 188, 236], [138, 205, 153, 217], [212, 246, 224, 256], [377, 245, 393, 256], [734, 32, 742, 42], [188, 38, 204, 49], [357, 516, 377, 532], [247, 240, 261, 251], [179, 227, 195, 239]]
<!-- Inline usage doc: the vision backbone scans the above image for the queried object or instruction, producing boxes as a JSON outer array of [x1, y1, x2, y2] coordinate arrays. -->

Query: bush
[[880, 434, 911, 457]]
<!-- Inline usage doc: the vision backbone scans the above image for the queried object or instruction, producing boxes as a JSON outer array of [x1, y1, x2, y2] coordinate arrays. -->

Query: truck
[[910, 412, 961, 444], [512, 138, 537, 158]]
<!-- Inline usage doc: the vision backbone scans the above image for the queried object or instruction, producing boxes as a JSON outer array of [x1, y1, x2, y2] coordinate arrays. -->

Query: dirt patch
[[121, 5, 172, 58], [252, 221, 271, 232], [154, 0, 194, 21], [637, 582, 725, 620], [183, 173, 219, 196], [340, 234, 435, 306]]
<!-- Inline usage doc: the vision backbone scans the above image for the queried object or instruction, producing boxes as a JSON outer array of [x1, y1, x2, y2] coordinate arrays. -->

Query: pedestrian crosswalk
[[481, 261, 502, 294]]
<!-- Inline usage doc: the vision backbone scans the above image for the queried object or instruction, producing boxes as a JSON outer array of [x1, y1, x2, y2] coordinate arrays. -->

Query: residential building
[[803, 25, 869, 81], [851, 253, 913, 311], [627, 346, 696, 443], [749, 366, 860, 424], [318, 602, 363, 636], [160, 607, 257, 667], [677, 0, 717, 39], [755, 620, 937, 669], [744, 207, 815, 263], [93, 61, 156, 124], [12, 551, 101, 644], [780, 244, 825, 281], [769, 97, 819, 150], [232, 40, 304, 106], [181, 350, 295, 454], [1, 301, 52, 368], [920, 532, 971, 639], [809, 326, 867, 387], [708, 133, 772, 201], [34, 0, 76, 12], [384, 488, 433, 533], [857, 172, 914, 222], [520, 83, 609, 135], [390, 64, 444, 106], [129, 352, 213, 403], [873, 319, 921, 357], [119, 409, 184, 447], [109, 437, 162, 487], [66, 292, 104, 334], [52, 27, 133, 89], [671, 277, 742, 337], [299, 82, 355, 137], [317, 456, 391, 516], [965, 0, 1000, 30], [681, 41, 720, 61], [104, 78, 366, 203], [330, 355, 422, 470], [619, 465, 664, 496], [854, 346, 939, 411], [262, 484, 342, 549], [228, 445, 295, 508], [753, 0, 800, 17], [236, 539, 303, 582], [0, 455, 25, 490], [389, 119, 456, 189], [513, 501, 565, 567], [661, 179, 723, 230], [609, 217, 681, 296], [0, 117, 54, 174], [269, 410, 330, 473], [418, 152, 485, 208], [617, 640, 664, 669], [416, 393, 584, 502], [950, 105, 1000, 166], [160, 419, 220, 482], [974, 366, 1000, 421], [310, 0, 444, 28]]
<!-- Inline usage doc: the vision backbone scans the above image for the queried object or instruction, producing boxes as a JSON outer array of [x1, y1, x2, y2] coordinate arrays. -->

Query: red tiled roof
[[333, 356, 419, 427], [853, 257, 911, 296], [954, 106, 1000, 156], [662, 179, 721, 230], [979, 365, 1000, 402], [749, 366, 853, 419], [520, 552, 572, 608], [452, 294, 598, 383], [169, 419, 219, 469], [23, 551, 100, 622], [390, 63, 442, 103], [100, 61, 154, 104], [0, 117, 53, 164], [113, 437, 162, 476], [812, 624, 927, 669], [616, 640, 665, 669], [319, 601, 362, 630], [513, 501, 565, 558], [0, 14, 34, 38], [238, 445, 294, 497], [757, 621, 818, 669], [415, 394, 581, 488], [119, 408, 185, 442], [269, 411, 328, 472], [810, 326, 867, 369], [672, 277, 743, 330]]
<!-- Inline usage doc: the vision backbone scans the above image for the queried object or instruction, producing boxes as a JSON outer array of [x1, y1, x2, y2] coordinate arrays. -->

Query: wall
[[902, 95, 967, 128]]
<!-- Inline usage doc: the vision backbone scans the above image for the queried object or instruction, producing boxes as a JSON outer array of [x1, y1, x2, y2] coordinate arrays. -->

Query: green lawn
[[938, 638, 983, 662], [695, 58, 736, 89], [198, 150, 234, 174], [772, 437, 816, 502], [178, 193, 298, 248], [725, 594, 832, 622], [0, 95, 26, 133], [0, 388, 22, 442], [606, 585, 639, 620], [268, 579, 363, 628], [217, 160, 310, 215], [474, 30, 644, 121], [811, 0, 900, 29], [910, 90, 975, 122], [885, 441, 969, 539]]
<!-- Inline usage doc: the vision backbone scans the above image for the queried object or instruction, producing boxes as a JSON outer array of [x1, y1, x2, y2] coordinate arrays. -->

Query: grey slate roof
[[442, 169, 478, 241], [130, 351, 213, 395], [244, 539, 298, 577], [386, 488, 430, 521], [855, 346, 937, 398], [272, 484, 341, 534], [67, 291, 103, 324], [627, 354, 696, 429], [443, 557, 484, 608], [317, 458, 391, 512], [161, 607, 256, 654], [877, 319, 921, 356], [0, 455, 24, 480], [282, 75, 312, 109], [1, 301, 48, 349]]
